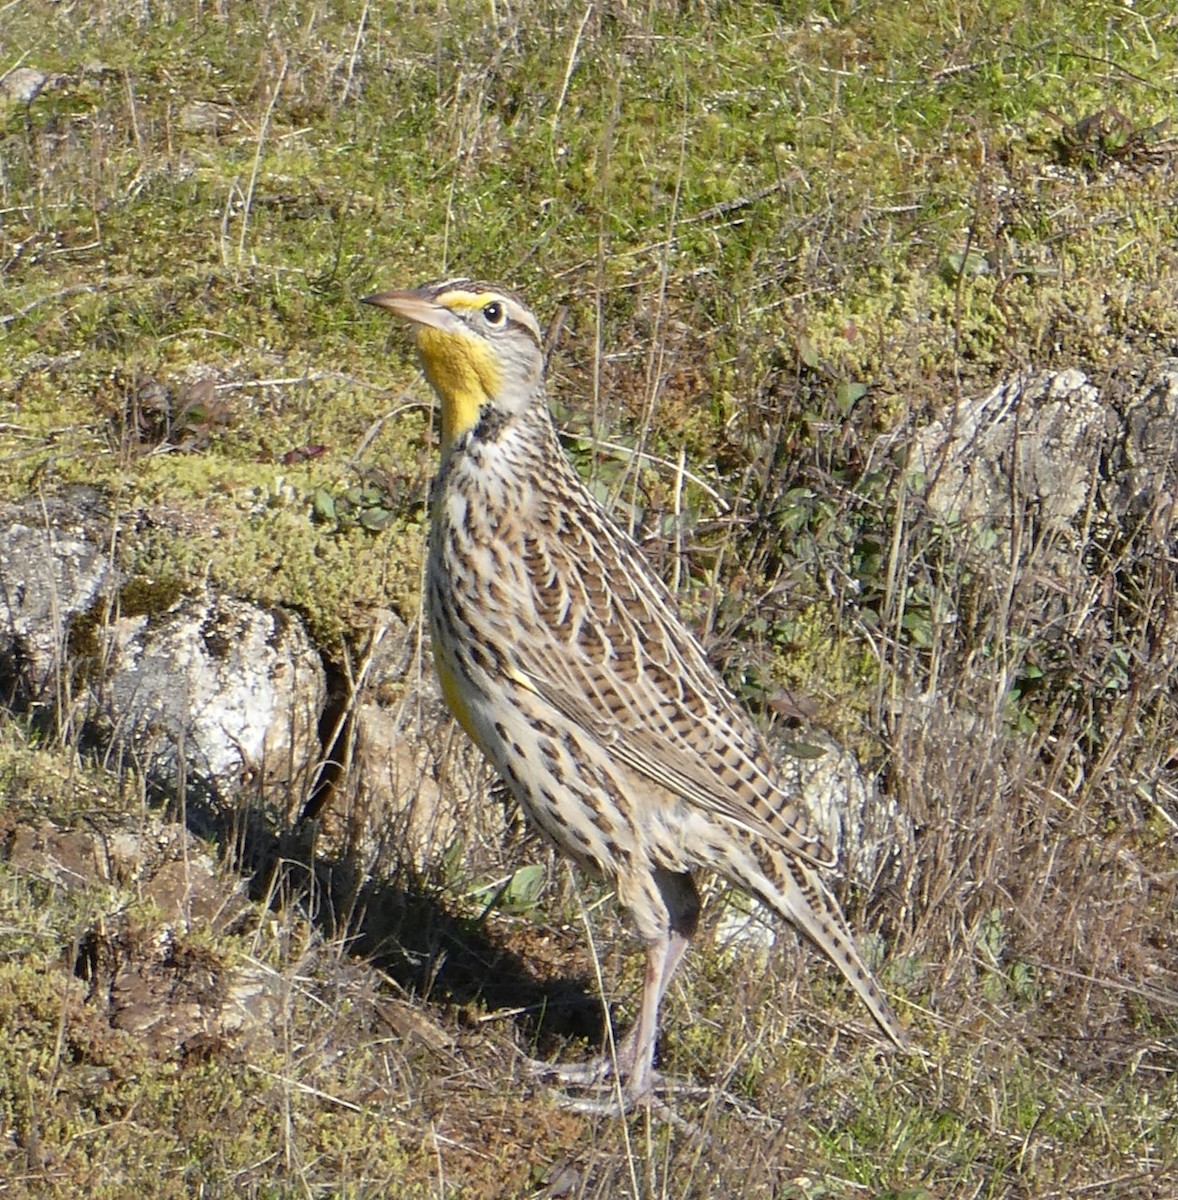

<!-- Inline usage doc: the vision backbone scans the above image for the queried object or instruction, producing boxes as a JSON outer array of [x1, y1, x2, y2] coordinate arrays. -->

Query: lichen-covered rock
[[8, 813, 281, 1057], [908, 360, 1178, 538], [771, 730, 909, 890], [0, 486, 116, 699], [0, 66, 50, 105], [102, 592, 326, 810], [904, 362, 1177, 677], [907, 368, 1117, 528], [1106, 358, 1178, 515]]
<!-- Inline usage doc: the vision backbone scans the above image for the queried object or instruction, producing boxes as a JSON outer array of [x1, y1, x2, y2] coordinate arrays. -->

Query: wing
[[504, 478, 837, 871]]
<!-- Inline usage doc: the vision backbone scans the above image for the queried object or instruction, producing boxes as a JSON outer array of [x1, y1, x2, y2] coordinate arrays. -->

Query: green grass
[[2, 1, 1178, 1195]]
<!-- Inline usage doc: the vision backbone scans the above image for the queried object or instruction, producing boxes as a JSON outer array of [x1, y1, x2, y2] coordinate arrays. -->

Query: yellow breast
[[432, 640, 483, 747]]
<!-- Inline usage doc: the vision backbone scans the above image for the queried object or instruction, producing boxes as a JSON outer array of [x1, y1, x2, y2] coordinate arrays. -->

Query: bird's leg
[[618, 869, 699, 1102], [534, 870, 700, 1111], [618, 926, 688, 1101], [533, 929, 685, 1087], [604, 924, 692, 1077]]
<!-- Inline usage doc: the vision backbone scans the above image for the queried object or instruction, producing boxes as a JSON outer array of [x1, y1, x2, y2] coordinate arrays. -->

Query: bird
[[362, 278, 909, 1108]]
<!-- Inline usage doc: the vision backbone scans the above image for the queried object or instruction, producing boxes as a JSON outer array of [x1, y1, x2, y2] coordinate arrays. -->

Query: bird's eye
[[482, 300, 505, 326]]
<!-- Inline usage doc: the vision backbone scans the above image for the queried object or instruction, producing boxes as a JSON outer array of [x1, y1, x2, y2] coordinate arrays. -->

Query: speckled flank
[[376, 280, 909, 1101]]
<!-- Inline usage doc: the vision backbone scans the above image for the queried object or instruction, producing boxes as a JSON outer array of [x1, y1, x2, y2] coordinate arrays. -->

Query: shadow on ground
[[208, 789, 609, 1059]]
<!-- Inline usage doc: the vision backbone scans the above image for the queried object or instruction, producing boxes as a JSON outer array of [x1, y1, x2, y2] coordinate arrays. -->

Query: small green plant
[[311, 477, 399, 532]]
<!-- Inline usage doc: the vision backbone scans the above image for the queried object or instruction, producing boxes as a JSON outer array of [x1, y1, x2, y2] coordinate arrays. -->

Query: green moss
[[117, 575, 187, 620], [121, 488, 425, 648]]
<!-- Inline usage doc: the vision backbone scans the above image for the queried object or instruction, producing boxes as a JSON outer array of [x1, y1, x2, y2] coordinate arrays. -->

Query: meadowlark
[[363, 279, 909, 1107]]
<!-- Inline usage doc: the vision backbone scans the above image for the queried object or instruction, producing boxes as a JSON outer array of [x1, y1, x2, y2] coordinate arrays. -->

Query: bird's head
[[363, 279, 544, 451]]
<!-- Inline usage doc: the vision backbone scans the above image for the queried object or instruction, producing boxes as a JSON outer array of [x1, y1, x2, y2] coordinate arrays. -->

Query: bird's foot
[[525, 1051, 646, 1088], [525, 1027, 643, 1086], [526, 1052, 701, 1128], [556, 1082, 706, 1138]]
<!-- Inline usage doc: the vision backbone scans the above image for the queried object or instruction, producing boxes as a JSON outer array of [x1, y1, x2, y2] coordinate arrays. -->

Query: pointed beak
[[361, 288, 457, 332]]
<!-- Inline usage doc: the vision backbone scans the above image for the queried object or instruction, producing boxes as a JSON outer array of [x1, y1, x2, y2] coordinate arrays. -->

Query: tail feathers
[[736, 852, 910, 1050]]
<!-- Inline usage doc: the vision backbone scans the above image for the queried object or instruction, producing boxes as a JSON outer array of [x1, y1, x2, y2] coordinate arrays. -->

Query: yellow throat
[[416, 324, 503, 451]]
